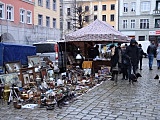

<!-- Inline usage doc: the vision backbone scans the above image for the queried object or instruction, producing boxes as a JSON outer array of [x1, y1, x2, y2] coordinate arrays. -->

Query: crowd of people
[[109, 38, 158, 85]]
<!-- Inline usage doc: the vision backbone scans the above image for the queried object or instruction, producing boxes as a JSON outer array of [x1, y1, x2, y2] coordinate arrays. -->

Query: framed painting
[[28, 55, 41, 67], [0, 73, 21, 86], [23, 73, 30, 84], [5, 61, 22, 73]]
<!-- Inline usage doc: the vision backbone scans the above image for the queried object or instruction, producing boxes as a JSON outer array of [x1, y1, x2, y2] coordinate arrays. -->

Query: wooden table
[[92, 60, 111, 74]]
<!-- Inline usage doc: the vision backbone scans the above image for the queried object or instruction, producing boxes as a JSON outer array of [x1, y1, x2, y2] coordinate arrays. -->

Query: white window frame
[[131, 19, 135, 29], [46, 0, 50, 9], [20, 8, 25, 23], [123, 3, 128, 13], [140, 19, 149, 29], [141, 1, 150, 12], [67, 21, 71, 30], [38, 0, 43, 6], [131, 2, 136, 12], [53, 0, 56, 11], [67, 8, 70, 16], [27, 10, 32, 24], [123, 20, 127, 29], [46, 16, 50, 27], [6, 5, 14, 21], [0, 3, 5, 19], [53, 18, 56, 28], [38, 14, 43, 26]]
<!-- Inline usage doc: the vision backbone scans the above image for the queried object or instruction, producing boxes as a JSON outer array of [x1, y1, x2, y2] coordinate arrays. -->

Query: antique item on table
[[23, 73, 30, 84], [0, 73, 21, 86], [19, 67, 36, 86], [28, 55, 41, 67], [41, 68, 48, 80], [5, 61, 22, 73]]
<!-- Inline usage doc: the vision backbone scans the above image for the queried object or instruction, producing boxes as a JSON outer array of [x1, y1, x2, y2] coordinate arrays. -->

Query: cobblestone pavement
[[1, 58, 160, 120]]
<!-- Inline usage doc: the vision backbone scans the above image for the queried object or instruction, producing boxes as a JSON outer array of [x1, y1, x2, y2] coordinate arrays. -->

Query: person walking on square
[[156, 44, 160, 69], [147, 41, 157, 70], [138, 44, 145, 70], [125, 38, 139, 83]]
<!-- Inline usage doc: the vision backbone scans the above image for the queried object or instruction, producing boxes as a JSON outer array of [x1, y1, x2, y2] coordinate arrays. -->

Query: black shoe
[[140, 68, 142, 70], [110, 78, 114, 81], [121, 78, 125, 80], [149, 68, 153, 70]]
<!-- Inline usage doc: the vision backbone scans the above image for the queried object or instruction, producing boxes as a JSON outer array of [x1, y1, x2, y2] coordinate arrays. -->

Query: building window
[[53, 0, 56, 11], [27, 11, 32, 24], [123, 20, 127, 29], [53, 18, 56, 28], [85, 16, 89, 22], [85, 6, 89, 12], [155, 19, 160, 28], [102, 5, 106, 11], [60, 21, 63, 30], [38, 14, 43, 26], [141, 1, 150, 12], [140, 19, 149, 29], [94, 5, 98, 11], [38, 0, 43, 6], [102, 15, 106, 21], [67, 22, 71, 30], [7, 5, 14, 21], [131, 2, 136, 12], [60, 9, 63, 16], [0, 3, 5, 19], [94, 15, 97, 20], [67, 8, 70, 16], [46, 0, 50, 9], [20, 9, 25, 23], [110, 14, 114, 21], [131, 19, 135, 29], [139, 36, 145, 41], [111, 4, 115, 10], [123, 3, 128, 12], [46, 16, 50, 27]]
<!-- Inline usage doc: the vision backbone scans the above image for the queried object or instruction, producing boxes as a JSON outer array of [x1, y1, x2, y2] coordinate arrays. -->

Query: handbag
[[112, 64, 119, 72]]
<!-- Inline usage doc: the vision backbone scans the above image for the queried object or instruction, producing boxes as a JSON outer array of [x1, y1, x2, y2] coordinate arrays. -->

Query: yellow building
[[77, 0, 118, 29], [34, 0, 60, 29]]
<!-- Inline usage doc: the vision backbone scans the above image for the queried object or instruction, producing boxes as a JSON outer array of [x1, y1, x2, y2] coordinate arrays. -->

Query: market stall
[[65, 19, 130, 74]]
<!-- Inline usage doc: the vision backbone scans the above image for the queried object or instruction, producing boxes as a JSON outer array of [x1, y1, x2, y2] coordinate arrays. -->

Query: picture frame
[[23, 73, 30, 84], [0, 73, 21, 86], [41, 68, 47, 79], [28, 55, 41, 67], [5, 61, 22, 73]]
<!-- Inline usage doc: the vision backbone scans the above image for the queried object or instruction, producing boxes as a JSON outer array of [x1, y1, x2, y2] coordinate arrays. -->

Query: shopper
[[138, 44, 145, 70], [121, 45, 130, 80], [156, 44, 160, 69], [125, 38, 139, 83], [147, 41, 157, 70]]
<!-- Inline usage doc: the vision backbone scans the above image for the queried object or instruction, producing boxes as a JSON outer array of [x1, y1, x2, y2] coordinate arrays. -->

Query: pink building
[[0, 0, 34, 28]]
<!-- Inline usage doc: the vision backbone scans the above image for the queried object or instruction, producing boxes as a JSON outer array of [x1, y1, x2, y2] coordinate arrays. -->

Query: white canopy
[[65, 19, 129, 43]]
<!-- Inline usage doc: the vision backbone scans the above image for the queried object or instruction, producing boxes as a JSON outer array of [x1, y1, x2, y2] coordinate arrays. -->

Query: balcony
[[153, 10, 160, 15]]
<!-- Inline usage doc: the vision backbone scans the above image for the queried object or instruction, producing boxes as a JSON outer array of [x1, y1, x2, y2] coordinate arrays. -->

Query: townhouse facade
[[61, 0, 118, 39], [119, 0, 160, 44], [0, 0, 61, 45]]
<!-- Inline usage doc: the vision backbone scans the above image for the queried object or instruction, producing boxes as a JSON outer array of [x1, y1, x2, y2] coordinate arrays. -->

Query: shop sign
[[149, 30, 160, 35]]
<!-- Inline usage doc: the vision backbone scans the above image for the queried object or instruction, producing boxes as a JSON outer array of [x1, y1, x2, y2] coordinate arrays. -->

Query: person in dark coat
[[110, 44, 118, 80], [125, 38, 139, 83], [121, 45, 131, 80], [138, 44, 145, 70]]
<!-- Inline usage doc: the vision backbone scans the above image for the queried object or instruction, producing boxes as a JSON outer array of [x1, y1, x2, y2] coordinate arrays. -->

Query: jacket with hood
[[125, 39, 139, 65]]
